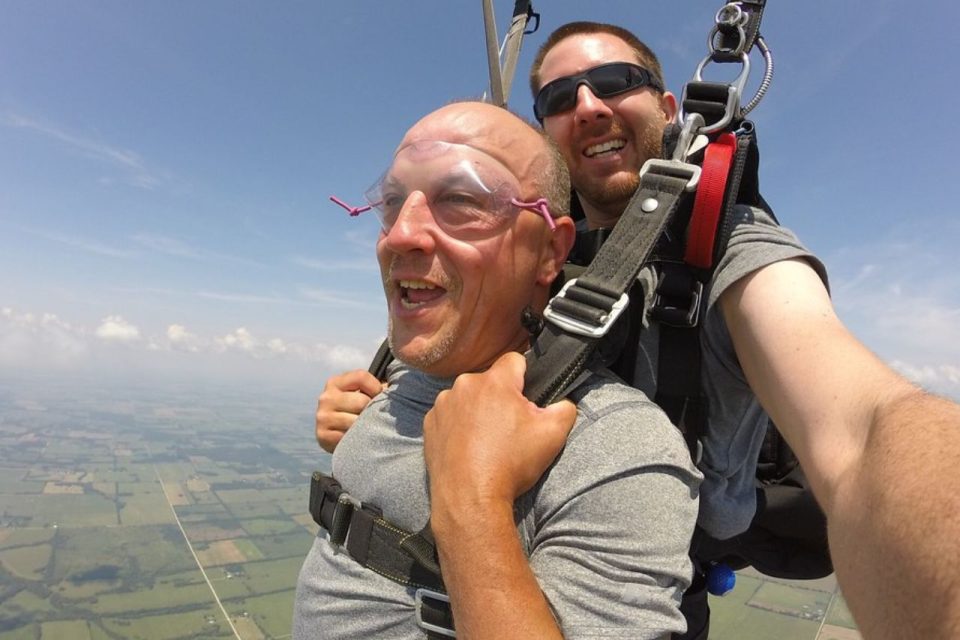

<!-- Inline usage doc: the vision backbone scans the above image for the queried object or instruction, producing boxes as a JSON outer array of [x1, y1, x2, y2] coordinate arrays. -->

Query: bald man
[[294, 102, 701, 639]]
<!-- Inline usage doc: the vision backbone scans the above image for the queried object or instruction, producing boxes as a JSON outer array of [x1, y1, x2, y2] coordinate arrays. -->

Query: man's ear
[[538, 216, 576, 286], [661, 91, 678, 124]]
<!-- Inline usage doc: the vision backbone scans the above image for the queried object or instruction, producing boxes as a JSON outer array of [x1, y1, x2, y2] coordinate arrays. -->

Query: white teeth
[[399, 279, 436, 290], [585, 139, 626, 157]]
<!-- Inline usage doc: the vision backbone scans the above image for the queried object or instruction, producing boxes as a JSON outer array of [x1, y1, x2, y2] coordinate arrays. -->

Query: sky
[[1, 0, 958, 399]]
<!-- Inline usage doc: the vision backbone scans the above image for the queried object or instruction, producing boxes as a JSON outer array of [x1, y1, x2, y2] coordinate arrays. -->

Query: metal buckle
[[327, 492, 361, 554], [684, 52, 751, 134], [652, 280, 703, 328], [414, 588, 455, 638], [543, 278, 629, 339], [639, 158, 702, 192]]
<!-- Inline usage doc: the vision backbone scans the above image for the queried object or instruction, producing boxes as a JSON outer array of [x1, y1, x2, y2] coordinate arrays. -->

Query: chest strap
[[309, 472, 456, 637]]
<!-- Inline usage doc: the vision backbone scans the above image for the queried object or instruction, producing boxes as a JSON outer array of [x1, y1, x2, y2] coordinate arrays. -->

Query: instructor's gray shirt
[[633, 205, 828, 539], [294, 364, 702, 639]]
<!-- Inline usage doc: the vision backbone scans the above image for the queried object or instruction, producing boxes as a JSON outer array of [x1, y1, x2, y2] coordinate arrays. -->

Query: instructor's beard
[[575, 116, 665, 214]]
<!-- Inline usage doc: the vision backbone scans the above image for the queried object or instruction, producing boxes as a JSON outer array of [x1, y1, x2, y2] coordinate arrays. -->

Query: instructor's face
[[537, 33, 675, 223]]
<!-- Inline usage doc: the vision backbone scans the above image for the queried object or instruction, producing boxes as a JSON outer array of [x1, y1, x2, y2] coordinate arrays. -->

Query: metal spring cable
[[741, 36, 773, 117]]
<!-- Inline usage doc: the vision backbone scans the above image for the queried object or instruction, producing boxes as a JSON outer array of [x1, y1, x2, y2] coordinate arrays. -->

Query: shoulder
[[710, 204, 828, 309], [563, 370, 698, 474]]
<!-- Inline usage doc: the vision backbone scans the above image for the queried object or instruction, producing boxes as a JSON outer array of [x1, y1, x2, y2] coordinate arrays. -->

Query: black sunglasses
[[533, 62, 664, 121]]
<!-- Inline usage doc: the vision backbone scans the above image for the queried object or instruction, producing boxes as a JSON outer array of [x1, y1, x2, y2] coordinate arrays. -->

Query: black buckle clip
[[651, 279, 703, 328], [415, 588, 455, 637], [327, 491, 361, 552]]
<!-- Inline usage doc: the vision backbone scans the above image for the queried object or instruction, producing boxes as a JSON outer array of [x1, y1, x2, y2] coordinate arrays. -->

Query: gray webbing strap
[[524, 166, 696, 406]]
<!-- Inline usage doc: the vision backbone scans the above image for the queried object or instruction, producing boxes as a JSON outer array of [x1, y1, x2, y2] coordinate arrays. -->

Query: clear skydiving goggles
[[330, 140, 556, 241]]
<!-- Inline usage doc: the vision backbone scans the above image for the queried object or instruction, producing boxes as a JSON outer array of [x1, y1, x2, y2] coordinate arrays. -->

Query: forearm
[[827, 390, 960, 640], [721, 260, 960, 636], [432, 497, 563, 640]]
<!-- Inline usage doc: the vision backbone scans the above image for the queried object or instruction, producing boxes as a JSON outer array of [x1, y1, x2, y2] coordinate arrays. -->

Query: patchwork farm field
[[0, 373, 860, 640]]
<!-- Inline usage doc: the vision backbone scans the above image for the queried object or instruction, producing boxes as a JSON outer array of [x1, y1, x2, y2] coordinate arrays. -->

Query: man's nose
[[381, 191, 438, 253], [574, 83, 614, 124]]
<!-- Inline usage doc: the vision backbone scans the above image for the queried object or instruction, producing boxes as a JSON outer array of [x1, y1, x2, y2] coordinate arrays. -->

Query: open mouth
[[398, 279, 446, 309], [584, 139, 626, 158]]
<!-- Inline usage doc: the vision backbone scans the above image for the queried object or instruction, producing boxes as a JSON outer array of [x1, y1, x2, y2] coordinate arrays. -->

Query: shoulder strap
[[653, 124, 761, 456], [524, 145, 702, 406], [368, 337, 394, 380]]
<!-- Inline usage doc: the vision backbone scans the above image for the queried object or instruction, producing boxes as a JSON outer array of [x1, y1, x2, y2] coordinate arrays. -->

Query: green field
[[0, 527, 55, 550], [0, 375, 862, 640], [232, 537, 264, 561], [0, 494, 117, 528], [825, 593, 858, 628], [0, 543, 52, 579], [118, 491, 174, 526], [238, 517, 300, 537], [0, 588, 56, 619], [223, 499, 283, 519], [40, 620, 91, 640], [100, 608, 233, 639], [90, 581, 216, 615], [249, 530, 315, 560], [219, 555, 306, 598], [0, 625, 40, 640], [224, 589, 298, 639]]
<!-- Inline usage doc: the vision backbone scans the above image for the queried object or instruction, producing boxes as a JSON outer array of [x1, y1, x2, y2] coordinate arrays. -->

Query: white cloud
[[891, 361, 960, 395], [825, 224, 960, 399], [197, 291, 289, 305], [0, 307, 88, 367], [299, 287, 382, 309], [0, 110, 164, 190], [267, 338, 288, 355], [132, 233, 262, 266], [0, 306, 376, 385], [95, 315, 141, 342], [167, 324, 202, 352], [16, 226, 136, 259], [291, 256, 378, 272], [215, 327, 259, 354], [317, 343, 370, 370]]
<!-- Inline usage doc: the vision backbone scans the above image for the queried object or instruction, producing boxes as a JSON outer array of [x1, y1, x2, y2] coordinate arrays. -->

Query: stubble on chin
[[386, 315, 459, 374]]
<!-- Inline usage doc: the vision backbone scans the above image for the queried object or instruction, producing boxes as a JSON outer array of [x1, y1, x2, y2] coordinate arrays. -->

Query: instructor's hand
[[423, 352, 577, 516], [315, 370, 385, 453]]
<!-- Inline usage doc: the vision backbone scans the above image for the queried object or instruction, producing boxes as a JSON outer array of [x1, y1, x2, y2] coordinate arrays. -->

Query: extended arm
[[721, 258, 960, 640]]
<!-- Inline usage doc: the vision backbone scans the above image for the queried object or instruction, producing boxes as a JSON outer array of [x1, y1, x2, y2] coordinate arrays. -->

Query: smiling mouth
[[584, 139, 626, 158], [398, 279, 446, 309]]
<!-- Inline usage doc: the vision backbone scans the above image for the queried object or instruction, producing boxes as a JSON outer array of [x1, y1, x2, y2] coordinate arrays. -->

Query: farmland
[[0, 372, 859, 639]]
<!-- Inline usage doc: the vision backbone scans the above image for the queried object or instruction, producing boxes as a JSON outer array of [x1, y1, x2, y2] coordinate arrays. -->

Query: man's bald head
[[398, 101, 569, 217]]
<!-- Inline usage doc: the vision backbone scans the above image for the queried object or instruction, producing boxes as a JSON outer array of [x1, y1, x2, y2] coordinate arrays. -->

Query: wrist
[[431, 490, 515, 540]]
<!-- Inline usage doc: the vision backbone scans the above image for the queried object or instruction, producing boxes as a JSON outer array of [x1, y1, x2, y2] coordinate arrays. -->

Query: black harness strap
[[525, 163, 697, 406], [310, 473, 446, 593], [652, 264, 708, 458], [368, 338, 394, 379]]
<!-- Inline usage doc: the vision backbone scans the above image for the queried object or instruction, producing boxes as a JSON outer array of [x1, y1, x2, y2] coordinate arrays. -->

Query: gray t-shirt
[[294, 363, 702, 639], [632, 205, 827, 539]]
